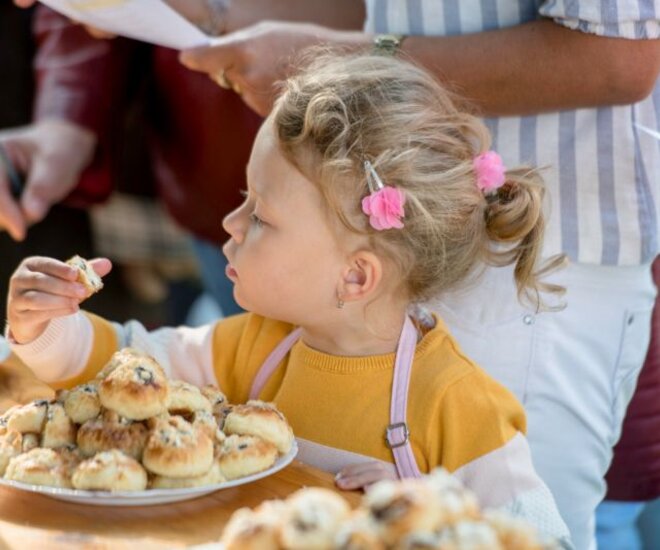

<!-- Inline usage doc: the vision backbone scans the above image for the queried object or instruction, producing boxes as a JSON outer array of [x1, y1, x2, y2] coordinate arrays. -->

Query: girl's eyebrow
[[242, 185, 279, 217]]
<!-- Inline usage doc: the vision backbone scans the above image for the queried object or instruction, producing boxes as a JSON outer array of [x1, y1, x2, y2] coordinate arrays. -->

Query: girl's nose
[[222, 207, 245, 243]]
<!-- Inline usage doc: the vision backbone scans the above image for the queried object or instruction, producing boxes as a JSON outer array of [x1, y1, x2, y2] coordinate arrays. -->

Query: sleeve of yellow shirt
[[437, 370, 527, 473]]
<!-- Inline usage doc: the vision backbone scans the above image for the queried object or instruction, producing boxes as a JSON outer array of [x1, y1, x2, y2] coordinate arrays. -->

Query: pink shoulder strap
[[248, 317, 421, 479], [249, 327, 303, 400], [386, 315, 422, 478]]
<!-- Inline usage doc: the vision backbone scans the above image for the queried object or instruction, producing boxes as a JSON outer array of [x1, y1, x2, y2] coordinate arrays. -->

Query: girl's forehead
[[249, 121, 318, 201]]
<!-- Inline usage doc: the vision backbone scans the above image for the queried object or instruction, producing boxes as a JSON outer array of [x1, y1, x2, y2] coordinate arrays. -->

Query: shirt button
[[523, 314, 535, 325], [628, 315, 635, 325]]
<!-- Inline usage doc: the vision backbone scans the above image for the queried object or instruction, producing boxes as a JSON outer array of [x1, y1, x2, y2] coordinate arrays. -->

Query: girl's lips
[[225, 264, 238, 280]]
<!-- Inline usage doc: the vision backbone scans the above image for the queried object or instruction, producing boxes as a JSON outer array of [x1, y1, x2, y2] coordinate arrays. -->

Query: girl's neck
[[300, 302, 410, 357]]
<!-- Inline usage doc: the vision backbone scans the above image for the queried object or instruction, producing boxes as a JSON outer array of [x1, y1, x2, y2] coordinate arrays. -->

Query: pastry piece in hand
[[77, 410, 149, 460], [142, 416, 213, 478], [216, 434, 278, 481], [150, 460, 225, 489], [66, 255, 103, 297], [221, 500, 287, 550], [98, 352, 169, 420], [72, 449, 148, 491], [4, 447, 77, 488], [280, 487, 351, 550], [224, 400, 294, 454]]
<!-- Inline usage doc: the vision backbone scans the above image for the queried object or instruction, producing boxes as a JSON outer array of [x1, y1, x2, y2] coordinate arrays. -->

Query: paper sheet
[[38, 0, 211, 50]]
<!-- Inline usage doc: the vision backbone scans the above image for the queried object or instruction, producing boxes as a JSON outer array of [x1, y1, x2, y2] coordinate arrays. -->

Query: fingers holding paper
[[180, 21, 347, 117]]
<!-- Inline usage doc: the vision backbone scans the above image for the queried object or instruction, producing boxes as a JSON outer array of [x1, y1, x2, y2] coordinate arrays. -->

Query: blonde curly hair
[[272, 52, 565, 309]]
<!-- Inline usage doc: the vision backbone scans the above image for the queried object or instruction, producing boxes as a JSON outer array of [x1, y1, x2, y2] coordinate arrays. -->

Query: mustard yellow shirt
[[54, 311, 525, 474]]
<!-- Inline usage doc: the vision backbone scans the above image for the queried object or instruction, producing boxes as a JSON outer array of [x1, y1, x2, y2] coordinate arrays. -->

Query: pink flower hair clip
[[361, 160, 406, 231], [473, 150, 506, 194]]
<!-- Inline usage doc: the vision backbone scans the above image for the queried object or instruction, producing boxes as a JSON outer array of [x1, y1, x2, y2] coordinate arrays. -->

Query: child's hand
[[335, 461, 398, 491], [7, 256, 111, 344]]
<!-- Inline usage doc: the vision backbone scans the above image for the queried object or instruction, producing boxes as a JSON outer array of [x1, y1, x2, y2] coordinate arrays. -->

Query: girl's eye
[[249, 212, 265, 228]]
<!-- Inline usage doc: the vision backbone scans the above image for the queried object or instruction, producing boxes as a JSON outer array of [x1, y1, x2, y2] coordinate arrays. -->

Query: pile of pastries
[[0, 347, 293, 492], [219, 469, 558, 550]]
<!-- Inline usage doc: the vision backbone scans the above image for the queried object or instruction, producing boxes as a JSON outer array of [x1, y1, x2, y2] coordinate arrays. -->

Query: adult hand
[[0, 120, 96, 241], [7, 256, 112, 344], [180, 21, 365, 116], [335, 461, 398, 491]]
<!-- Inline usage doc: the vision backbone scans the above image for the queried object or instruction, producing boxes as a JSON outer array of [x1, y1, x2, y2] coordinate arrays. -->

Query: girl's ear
[[337, 251, 383, 304]]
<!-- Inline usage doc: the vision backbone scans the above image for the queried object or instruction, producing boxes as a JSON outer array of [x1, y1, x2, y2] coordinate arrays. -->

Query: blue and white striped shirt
[[365, 0, 660, 265]]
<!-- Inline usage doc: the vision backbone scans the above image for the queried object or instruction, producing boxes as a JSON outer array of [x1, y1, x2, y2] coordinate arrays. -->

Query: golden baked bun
[[63, 383, 101, 424], [200, 384, 228, 409], [216, 434, 278, 481], [167, 380, 212, 415], [214, 404, 234, 431], [21, 433, 40, 453], [191, 409, 221, 440], [425, 468, 480, 525], [96, 347, 146, 380], [72, 450, 148, 491], [221, 500, 287, 550], [0, 430, 23, 476], [428, 521, 503, 550], [224, 400, 293, 454], [77, 410, 149, 460], [40, 402, 76, 449], [142, 416, 213, 478], [485, 510, 547, 550], [364, 479, 441, 546], [150, 461, 225, 489], [280, 487, 351, 550], [334, 511, 384, 550], [66, 255, 103, 297], [98, 353, 169, 420], [4, 447, 79, 488], [5, 399, 49, 433]]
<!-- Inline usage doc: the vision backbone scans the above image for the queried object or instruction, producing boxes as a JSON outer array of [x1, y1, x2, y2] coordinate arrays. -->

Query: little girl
[[7, 53, 569, 544]]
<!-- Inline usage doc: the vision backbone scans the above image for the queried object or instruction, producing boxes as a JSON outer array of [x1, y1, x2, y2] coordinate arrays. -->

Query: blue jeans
[[639, 497, 660, 549], [190, 237, 243, 317], [596, 500, 645, 550]]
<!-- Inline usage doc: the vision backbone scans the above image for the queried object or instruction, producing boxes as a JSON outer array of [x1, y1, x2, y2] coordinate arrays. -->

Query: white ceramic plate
[[0, 440, 297, 506]]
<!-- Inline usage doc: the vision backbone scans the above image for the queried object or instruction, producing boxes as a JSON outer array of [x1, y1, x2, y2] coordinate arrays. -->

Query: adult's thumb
[[179, 47, 208, 71], [21, 158, 73, 223], [180, 37, 236, 73], [21, 191, 49, 224]]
